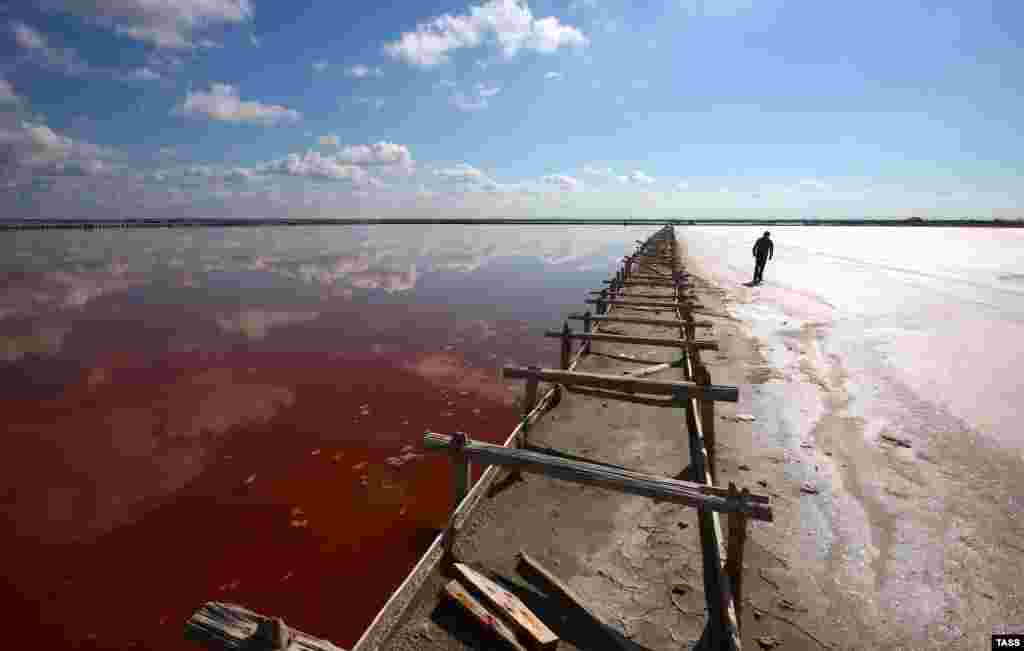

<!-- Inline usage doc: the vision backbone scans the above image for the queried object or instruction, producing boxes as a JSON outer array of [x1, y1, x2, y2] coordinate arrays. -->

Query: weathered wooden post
[[597, 289, 608, 315], [451, 431, 471, 510], [520, 366, 540, 447], [725, 482, 749, 632], [693, 360, 716, 480], [581, 311, 592, 352], [443, 430, 471, 558], [559, 322, 572, 370]]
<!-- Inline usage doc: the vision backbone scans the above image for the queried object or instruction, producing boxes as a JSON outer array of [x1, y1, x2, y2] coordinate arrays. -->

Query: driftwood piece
[[444, 580, 527, 651], [185, 602, 346, 651], [454, 563, 559, 650]]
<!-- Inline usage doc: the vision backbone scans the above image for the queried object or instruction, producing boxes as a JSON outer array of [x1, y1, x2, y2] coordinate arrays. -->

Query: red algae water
[[0, 224, 652, 650]]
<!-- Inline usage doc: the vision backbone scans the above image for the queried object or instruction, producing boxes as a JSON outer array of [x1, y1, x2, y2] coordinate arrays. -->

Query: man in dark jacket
[[752, 231, 773, 284]]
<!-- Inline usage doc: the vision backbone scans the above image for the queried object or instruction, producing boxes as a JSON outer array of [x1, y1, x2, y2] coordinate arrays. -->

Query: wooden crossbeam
[[590, 290, 698, 301], [423, 432, 772, 520], [567, 313, 713, 328], [501, 365, 739, 402], [543, 330, 719, 351], [585, 299, 729, 319]]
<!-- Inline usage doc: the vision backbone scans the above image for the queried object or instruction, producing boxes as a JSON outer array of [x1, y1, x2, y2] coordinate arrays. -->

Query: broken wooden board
[[185, 602, 347, 651], [454, 563, 559, 650], [444, 580, 528, 651]]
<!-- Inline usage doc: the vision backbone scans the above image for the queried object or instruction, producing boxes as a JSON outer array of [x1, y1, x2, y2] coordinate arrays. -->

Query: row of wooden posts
[[183, 226, 770, 651], [425, 226, 771, 650]]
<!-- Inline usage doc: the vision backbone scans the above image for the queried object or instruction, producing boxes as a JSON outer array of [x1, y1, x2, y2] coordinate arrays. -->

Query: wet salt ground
[[682, 227, 1024, 647], [0, 225, 655, 651]]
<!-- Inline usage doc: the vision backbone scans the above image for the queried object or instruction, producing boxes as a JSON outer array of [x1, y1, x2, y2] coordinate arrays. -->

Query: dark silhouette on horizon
[[752, 231, 774, 284]]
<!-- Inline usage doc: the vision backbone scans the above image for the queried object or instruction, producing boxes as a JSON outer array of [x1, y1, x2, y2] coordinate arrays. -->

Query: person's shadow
[[742, 280, 761, 287]]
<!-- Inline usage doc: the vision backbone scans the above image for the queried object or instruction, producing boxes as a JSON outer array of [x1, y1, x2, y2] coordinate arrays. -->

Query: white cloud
[[34, 0, 254, 49], [175, 83, 301, 126], [435, 163, 486, 182], [312, 60, 329, 72], [436, 79, 457, 88], [676, 181, 689, 191], [628, 170, 655, 185], [318, 134, 340, 147], [475, 82, 501, 97], [11, 21, 162, 82], [384, 0, 588, 67], [261, 151, 371, 184], [544, 71, 562, 80], [0, 78, 19, 103], [337, 142, 414, 170], [0, 119, 112, 178], [451, 91, 488, 111], [540, 173, 581, 191], [345, 64, 383, 78]]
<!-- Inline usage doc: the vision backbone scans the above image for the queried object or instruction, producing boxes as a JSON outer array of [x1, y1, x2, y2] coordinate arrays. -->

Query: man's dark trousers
[[754, 254, 768, 283]]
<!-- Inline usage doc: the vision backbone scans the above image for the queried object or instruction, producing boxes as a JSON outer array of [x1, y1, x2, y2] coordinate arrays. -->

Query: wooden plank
[[589, 290, 698, 301], [444, 580, 528, 651], [543, 330, 719, 351], [568, 314, 714, 328], [185, 602, 346, 651], [423, 432, 772, 520], [564, 385, 684, 408], [502, 366, 739, 403], [516, 552, 609, 628], [454, 563, 559, 650]]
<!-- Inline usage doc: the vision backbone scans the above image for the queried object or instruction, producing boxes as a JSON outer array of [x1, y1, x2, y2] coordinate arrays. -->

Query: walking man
[[752, 231, 773, 284]]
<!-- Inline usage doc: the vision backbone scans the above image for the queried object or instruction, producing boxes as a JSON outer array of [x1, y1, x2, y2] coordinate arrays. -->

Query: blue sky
[[1, 0, 1021, 219]]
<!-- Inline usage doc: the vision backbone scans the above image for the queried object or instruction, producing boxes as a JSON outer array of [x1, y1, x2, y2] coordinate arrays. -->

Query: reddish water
[[0, 226, 632, 650]]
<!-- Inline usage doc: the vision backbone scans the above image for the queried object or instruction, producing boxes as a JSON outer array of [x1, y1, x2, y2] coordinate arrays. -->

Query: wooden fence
[[184, 225, 769, 651]]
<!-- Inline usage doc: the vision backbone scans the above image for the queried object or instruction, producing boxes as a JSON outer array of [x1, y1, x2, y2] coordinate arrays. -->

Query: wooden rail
[[423, 432, 772, 521], [501, 365, 739, 402], [543, 329, 719, 351], [567, 313, 713, 328]]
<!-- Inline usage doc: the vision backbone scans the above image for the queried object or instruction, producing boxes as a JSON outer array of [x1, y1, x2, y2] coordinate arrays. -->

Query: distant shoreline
[[1, 217, 1022, 230]]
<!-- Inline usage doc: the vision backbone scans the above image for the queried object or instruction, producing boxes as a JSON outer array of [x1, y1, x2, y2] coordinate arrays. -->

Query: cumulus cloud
[[318, 134, 340, 147], [175, 83, 301, 126], [0, 78, 19, 102], [384, 0, 588, 67], [0, 119, 112, 179], [544, 71, 562, 80], [344, 64, 383, 78], [435, 162, 486, 182], [11, 21, 161, 82], [337, 142, 414, 169], [628, 170, 655, 185], [540, 173, 581, 191], [260, 150, 371, 184], [33, 0, 254, 49]]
